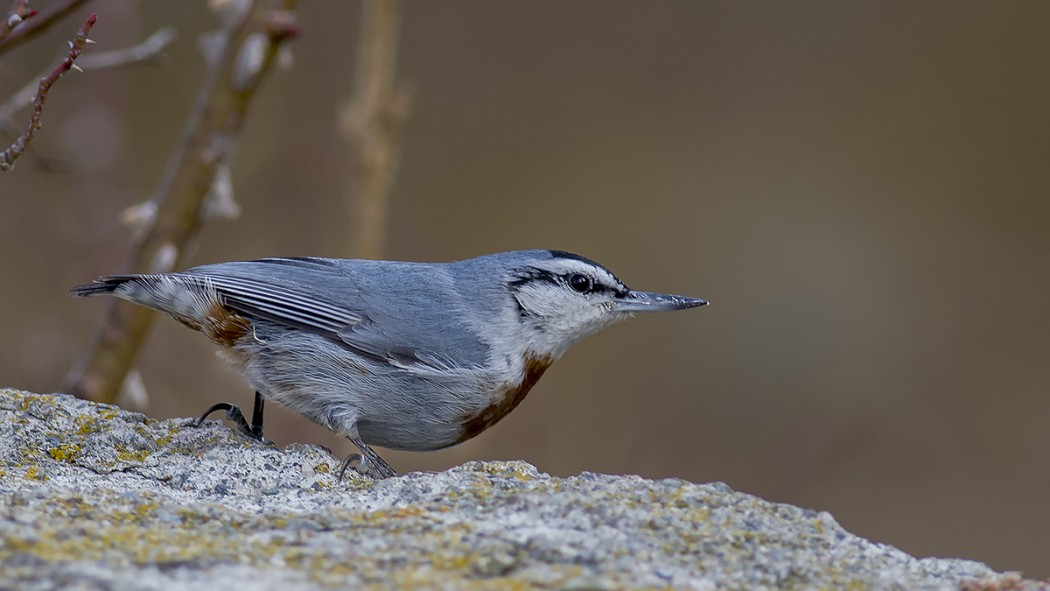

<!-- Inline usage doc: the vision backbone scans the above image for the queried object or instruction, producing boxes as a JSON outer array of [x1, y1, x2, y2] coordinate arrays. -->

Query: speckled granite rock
[[0, 388, 1041, 591]]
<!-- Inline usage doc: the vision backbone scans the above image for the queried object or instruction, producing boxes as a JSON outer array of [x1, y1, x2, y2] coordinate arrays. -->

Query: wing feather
[[198, 274, 362, 334], [178, 258, 482, 372]]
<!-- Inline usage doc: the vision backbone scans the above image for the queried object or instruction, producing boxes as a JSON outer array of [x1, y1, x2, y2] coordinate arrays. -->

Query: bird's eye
[[568, 273, 592, 293]]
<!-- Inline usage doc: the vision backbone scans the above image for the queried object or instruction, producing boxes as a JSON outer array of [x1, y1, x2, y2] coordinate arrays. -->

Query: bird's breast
[[452, 352, 554, 445]]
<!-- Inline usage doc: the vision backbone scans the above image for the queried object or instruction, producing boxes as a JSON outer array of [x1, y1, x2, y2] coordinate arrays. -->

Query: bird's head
[[498, 250, 707, 357]]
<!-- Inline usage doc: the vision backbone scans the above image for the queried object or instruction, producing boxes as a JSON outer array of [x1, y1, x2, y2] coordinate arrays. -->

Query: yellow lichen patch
[[24, 466, 48, 481], [96, 408, 121, 421], [18, 393, 56, 411], [113, 502, 159, 526], [466, 475, 495, 500], [475, 462, 537, 482], [389, 506, 425, 519], [74, 415, 101, 435], [48, 443, 82, 462], [114, 445, 151, 463], [510, 464, 536, 481], [0, 522, 279, 566]]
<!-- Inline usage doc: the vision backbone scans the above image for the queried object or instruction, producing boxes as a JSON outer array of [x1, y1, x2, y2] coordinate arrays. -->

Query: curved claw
[[337, 453, 363, 481], [196, 402, 243, 428], [194, 400, 268, 444]]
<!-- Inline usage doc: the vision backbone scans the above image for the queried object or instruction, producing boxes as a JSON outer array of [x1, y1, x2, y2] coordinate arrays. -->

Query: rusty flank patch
[[196, 300, 252, 347], [455, 353, 553, 444]]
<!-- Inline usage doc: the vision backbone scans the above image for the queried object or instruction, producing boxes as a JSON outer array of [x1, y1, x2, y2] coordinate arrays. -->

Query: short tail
[[70, 275, 140, 298], [70, 273, 246, 346], [71, 272, 217, 319]]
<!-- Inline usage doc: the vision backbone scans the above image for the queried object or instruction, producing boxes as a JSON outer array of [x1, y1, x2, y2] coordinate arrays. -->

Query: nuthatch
[[73, 250, 706, 478]]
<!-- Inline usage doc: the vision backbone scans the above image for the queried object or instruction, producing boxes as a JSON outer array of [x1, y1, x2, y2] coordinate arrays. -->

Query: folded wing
[[183, 257, 484, 372]]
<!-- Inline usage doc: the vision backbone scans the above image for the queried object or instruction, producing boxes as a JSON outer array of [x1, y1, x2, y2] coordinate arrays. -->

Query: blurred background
[[2, 0, 1048, 578]]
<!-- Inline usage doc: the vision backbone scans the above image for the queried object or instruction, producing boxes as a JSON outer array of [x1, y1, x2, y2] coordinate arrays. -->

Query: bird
[[72, 250, 707, 479]]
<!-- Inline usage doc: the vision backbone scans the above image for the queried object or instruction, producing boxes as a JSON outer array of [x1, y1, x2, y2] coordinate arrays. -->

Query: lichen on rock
[[0, 388, 1040, 590]]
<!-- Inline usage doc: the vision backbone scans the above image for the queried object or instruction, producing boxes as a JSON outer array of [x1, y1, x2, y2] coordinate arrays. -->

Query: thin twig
[[340, 0, 412, 259], [0, 26, 174, 171], [65, 0, 300, 404], [0, 12, 95, 172], [0, 0, 90, 55], [0, 0, 37, 44], [0, 27, 176, 126]]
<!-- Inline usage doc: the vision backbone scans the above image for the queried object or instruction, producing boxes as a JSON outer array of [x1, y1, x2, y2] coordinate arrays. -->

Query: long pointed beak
[[615, 291, 708, 313]]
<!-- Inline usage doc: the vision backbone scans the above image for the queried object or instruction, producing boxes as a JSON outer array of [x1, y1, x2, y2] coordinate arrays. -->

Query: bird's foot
[[195, 401, 270, 444], [337, 437, 398, 480]]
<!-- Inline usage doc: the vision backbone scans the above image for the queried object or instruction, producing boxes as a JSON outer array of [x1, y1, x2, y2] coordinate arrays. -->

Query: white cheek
[[518, 285, 613, 338]]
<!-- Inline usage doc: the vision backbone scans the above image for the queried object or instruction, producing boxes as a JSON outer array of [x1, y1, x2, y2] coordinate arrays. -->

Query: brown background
[[2, 0, 1048, 578]]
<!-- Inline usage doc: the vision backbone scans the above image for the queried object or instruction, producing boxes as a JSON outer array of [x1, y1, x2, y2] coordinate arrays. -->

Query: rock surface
[[0, 388, 1041, 590]]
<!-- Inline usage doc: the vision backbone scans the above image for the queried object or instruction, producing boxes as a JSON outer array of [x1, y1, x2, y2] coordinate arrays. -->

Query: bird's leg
[[195, 391, 268, 443], [338, 430, 397, 480], [249, 391, 265, 439]]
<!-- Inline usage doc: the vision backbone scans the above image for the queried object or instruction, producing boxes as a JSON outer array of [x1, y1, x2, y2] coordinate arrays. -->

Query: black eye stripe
[[565, 272, 627, 296], [509, 267, 630, 297], [508, 269, 559, 288]]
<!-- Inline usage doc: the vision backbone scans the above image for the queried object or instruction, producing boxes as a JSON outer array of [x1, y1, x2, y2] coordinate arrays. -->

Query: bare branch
[[0, 27, 177, 131], [0, 0, 37, 45], [65, 0, 301, 404], [340, 0, 413, 260], [0, 0, 90, 56], [0, 12, 96, 172]]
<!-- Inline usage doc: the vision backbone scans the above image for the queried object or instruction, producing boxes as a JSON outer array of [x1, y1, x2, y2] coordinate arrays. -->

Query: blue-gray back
[[182, 251, 561, 370]]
